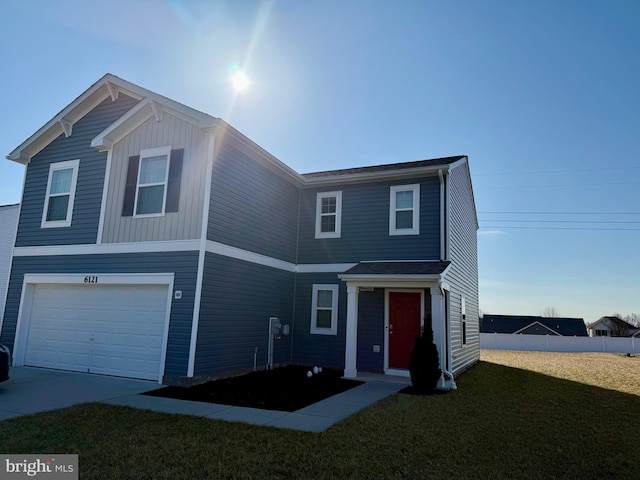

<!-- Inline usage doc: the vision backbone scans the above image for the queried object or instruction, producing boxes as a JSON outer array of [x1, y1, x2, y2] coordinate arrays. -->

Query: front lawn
[[1, 352, 639, 479]]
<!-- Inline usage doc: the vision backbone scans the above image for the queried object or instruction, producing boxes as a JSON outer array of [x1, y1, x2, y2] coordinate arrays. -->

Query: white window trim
[[310, 284, 339, 335], [315, 191, 342, 239], [134, 146, 171, 218], [389, 184, 420, 235], [41, 159, 80, 228]]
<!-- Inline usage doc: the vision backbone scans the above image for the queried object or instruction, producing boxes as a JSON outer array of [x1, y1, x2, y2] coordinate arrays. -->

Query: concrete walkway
[[1, 367, 408, 432]]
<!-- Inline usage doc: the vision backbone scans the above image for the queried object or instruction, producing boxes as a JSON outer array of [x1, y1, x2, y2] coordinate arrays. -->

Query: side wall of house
[[0, 251, 198, 376], [101, 112, 208, 243], [0, 205, 20, 323], [297, 176, 441, 264], [195, 252, 295, 376], [207, 132, 300, 263], [444, 162, 480, 374], [15, 95, 140, 247]]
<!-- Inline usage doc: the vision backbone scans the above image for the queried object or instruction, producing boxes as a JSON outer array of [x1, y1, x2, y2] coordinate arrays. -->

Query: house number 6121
[[84, 276, 98, 284]]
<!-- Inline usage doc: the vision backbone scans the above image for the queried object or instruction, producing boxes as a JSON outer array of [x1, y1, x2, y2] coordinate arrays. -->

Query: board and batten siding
[[15, 95, 140, 247], [292, 272, 347, 369], [297, 176, 441, 264], [443, 162, 480, 374], [207, 134, 300, 263], [195, 252, 295, 376], [0, 205, 19, 323], [0, 251, 198, 377], [102, 112, 208, 243]]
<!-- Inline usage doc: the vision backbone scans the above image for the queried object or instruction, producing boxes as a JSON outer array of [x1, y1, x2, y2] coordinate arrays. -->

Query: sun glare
[[230, 70, 250, 93]]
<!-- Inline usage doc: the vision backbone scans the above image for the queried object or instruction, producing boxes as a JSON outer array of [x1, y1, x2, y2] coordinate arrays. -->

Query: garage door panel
[[25, 283, 168, 381]]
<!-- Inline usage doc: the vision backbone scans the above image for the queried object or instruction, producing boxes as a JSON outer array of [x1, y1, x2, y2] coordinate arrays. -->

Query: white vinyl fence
[[480, 333, 640, 354]]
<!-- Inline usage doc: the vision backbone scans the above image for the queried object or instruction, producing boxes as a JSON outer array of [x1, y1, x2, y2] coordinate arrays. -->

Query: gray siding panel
[[292, 273, 346, 369], [356, 289, 385, 372], [207, 136, 300, 263], [0, 251, 198, 376], [444, 162, 480, 374], [15, 95, 139, 247], [195, 252, 295, 375], [297, 176, 441, 264], [102, 113, 207, 243], [0, 205, 19, 322]]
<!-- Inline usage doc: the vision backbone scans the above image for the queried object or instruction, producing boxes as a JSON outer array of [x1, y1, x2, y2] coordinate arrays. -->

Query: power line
[[475, 181, 639, 189], [479, 211, 640, 215], [481, 226, 640, 231], [480, 219, 640, 224], [475, 166, 640, 177]]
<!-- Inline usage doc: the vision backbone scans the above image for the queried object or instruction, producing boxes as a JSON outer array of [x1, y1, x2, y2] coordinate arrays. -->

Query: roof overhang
[[338, 261, 451, 286], [6, 74, 219, 163], [91, 97, 217, 152]]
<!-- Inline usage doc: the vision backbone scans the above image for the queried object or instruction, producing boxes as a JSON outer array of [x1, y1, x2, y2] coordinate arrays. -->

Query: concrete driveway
[[0, 367, 156, 421]]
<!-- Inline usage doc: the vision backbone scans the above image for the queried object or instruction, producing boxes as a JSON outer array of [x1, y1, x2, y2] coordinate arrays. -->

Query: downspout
[[439, 281, 457, 390], [438, 169, 456, 390], [438, 169, 445, 260]]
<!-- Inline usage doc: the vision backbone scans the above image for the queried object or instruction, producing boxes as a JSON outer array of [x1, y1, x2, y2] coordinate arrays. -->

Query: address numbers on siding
[[84, 276, 99, 284]]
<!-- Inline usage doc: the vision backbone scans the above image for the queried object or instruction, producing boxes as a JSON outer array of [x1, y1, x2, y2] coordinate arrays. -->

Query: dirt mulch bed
[[143, 365, 363, 412]]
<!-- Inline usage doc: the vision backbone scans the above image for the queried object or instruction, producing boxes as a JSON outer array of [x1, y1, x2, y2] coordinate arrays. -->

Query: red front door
[[388, 292, 422, 369]]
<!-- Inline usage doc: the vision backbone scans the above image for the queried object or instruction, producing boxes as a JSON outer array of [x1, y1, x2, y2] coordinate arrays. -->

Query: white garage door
[[25, 284, 168, 380]]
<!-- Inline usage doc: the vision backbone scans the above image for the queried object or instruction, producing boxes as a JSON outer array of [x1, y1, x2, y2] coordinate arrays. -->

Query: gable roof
[[6, 74, 478, 198], [588, 316, 637, 331], [6, 74, 218, 164], [482, 314, 588, 336]]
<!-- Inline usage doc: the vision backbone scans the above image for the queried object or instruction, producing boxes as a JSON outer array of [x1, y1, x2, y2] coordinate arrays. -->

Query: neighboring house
[[0, 204, 20, 324], [0, 74, 479, 388], [481, 314, 588, 336], [587, 316, 639, 337]]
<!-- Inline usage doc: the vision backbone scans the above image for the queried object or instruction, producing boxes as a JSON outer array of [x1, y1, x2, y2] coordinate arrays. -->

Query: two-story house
[[0, 74, 479, 389]]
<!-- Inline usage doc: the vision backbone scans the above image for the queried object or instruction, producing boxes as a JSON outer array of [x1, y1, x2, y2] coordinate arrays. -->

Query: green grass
[[2, 354, 639, 479]]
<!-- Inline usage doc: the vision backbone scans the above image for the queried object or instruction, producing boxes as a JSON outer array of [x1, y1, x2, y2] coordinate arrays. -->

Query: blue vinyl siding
[[291, 273, 346, 369], [444, 162, 480, 374], [297, 176, 441, 264], [195, 252, 295, 376], [0, 251, 198, 376], [356, 289, 385, 372], [207, 135, 300, 263], [15, 94, 139, 247]]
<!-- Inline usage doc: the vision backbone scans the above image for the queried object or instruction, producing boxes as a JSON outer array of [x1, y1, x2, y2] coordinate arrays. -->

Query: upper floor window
[[315, 191, 342, 239], [41, 159, 80, 228], [310, 284, 339, 335], [135, 146, 171, 216], [122, 147, 183, 217], [389, 184, 420, 235]]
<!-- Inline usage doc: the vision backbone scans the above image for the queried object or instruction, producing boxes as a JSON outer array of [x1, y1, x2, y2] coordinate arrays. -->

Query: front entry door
[[388, 292, 422, 369]]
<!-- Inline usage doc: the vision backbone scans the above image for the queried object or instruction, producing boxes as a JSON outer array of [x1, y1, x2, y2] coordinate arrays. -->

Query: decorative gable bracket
[[59, 119, 73, 138]]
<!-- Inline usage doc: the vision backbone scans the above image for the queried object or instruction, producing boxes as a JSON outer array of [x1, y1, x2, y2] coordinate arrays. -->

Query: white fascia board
[[206, 240, 296, 272], [513, 321, 561, 336], [338, 274, 444, 283], [7, 73, 217, 163], [296, 263, 357, 273], [7, 75, 129, 163], [13, 240, 200, 257], [92, 98, 218, 151], [22, 272, 174, 286]]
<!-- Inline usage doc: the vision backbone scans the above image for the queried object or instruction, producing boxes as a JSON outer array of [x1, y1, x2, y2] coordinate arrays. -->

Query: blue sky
[[1, 0, 638, 322]]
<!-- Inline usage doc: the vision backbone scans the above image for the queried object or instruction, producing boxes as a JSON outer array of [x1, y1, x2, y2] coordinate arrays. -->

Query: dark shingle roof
[[302, 156, 466, 179], [481, 314, 588, 336], [342, 261, 451, 276]]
